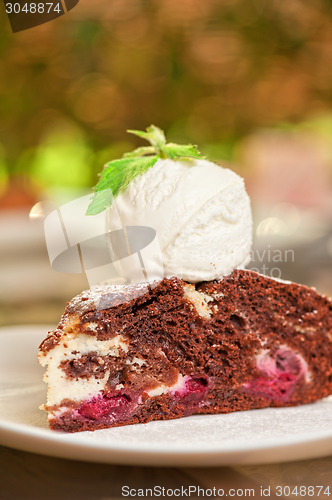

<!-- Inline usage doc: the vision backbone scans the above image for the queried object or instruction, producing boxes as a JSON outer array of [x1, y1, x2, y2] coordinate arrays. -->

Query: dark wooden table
[[0, 444, 331, 500]]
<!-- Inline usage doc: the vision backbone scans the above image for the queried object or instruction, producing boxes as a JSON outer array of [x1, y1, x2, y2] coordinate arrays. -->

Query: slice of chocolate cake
[[38, 270, 332, 433]]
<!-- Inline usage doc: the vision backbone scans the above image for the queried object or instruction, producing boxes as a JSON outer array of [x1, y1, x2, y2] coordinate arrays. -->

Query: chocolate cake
[[38, 270, 332, 433]]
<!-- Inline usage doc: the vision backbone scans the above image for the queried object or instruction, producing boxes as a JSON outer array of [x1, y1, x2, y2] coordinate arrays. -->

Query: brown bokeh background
[[0, 0, 332, 325]]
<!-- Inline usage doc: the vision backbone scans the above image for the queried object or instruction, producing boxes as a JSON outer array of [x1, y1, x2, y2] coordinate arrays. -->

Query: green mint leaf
[[162, 143, 203, 160], [87, 125, 205, 215], [128, 125, 166, 151], [123, 146, 156, 158], [86, 189, 114, 216], [87, 155, 158, 215]]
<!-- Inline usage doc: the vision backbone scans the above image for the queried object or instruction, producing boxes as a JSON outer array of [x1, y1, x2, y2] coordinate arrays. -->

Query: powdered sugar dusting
[[66, 281, 159, 315]]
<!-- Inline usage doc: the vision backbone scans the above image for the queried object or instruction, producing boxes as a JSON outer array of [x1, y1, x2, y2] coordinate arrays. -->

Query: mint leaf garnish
[[123, 146, 155, 158], [85, 189, 114, 216], [86, 156, 158, 215], [128, 125, 166, 152], [162, 143, 202, 160], [87, 125, 204, 215]]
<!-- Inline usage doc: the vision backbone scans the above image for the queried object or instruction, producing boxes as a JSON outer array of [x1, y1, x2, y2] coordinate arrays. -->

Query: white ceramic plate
[[0, 325, 331, 466]]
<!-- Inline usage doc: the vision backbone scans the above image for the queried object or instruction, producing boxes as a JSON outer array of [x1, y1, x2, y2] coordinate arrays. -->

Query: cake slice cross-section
[[38, 270, 332, 432]]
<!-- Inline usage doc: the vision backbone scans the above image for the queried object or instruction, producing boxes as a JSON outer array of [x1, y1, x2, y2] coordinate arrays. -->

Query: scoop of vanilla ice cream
[[109, 157, 252, 283]]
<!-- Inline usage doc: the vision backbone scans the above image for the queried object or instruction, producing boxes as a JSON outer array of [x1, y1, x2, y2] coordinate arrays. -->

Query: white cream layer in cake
[[38, 333, 129, 406], [39, 331, 192, 409]]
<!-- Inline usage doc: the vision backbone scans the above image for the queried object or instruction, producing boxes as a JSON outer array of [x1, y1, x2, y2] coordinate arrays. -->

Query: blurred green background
[[0, 0, 332, 325], [1, 0, 332, 197]]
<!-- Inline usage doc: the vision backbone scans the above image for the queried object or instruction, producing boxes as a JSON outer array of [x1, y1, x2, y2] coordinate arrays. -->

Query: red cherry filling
[[174, 376, 209, 403], [77, 375, 209, 422], [185, 377, 208, 394], [78, 394, 131, 420], [246, 347, 307, 401]]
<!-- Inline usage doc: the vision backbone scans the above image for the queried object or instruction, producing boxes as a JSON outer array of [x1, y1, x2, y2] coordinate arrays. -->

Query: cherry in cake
[[38, 270, 332, 432]]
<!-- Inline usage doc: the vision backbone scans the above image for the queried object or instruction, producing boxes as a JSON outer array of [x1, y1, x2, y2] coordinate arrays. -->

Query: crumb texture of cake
[[38, 271, 332, 432]]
